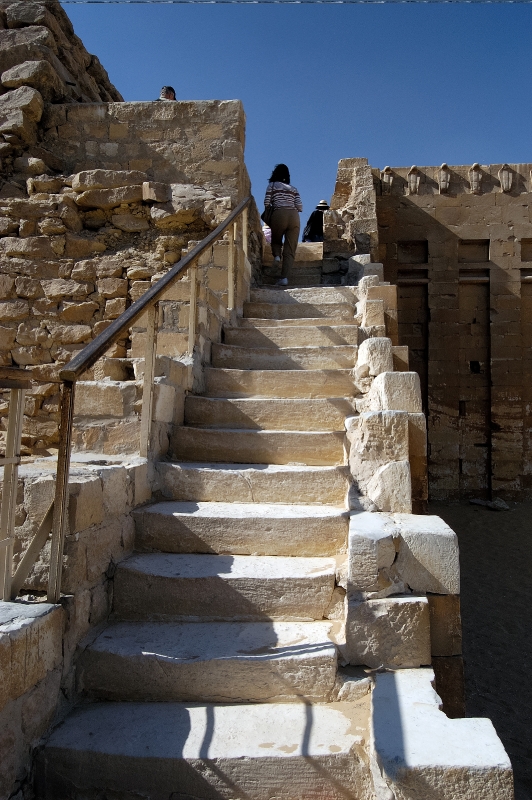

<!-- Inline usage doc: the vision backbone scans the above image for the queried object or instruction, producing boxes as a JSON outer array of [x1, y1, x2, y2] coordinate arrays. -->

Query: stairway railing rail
[[1, 197, 251, 605]]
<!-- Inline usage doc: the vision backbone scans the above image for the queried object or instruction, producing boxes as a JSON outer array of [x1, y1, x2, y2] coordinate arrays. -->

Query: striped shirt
[[264, 181, 303, 212]]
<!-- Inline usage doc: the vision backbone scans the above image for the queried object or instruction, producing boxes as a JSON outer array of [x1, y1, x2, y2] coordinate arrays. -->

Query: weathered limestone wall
[[375, 162, 532, 501], [0, 456, 152, 800]]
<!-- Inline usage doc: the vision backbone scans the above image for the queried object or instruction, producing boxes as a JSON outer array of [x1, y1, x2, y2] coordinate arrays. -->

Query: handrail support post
[[140, 303, 158, 458], [47, 380, 75, 604], [0, 386, 25, 601]]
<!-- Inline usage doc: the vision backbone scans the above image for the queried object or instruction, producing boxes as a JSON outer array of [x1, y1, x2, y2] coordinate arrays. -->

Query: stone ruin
[[0, 3, 516, 800]]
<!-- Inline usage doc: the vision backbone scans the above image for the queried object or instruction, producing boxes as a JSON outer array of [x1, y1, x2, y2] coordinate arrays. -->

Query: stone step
[[244, 301, 355, 321], [36, 700, 372, 800], [203, 368, 355, 398], [114, 552, 337, 619], [78, 620, 338, 703], [224, 324, 360, 348], [132, 501, 349, 557], [261, 268, 322, 288], [170, 426, 346, 466], [184, 396, 356, 431], [156, 462, 350, 505], [250, 287, 356, 305], [262, 241, 323, 263], [211, 343, 357, 370], [238, 317, 358, 328]]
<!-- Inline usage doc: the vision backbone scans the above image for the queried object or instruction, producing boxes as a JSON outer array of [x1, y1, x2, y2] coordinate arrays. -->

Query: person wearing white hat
[[302, 199, 329, 243]]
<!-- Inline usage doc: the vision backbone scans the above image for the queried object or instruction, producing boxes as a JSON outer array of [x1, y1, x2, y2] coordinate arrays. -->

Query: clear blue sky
[[67, 3, 532, 219]]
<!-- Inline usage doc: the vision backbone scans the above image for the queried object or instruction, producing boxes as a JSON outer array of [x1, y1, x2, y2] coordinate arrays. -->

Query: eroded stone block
[[394, 514, 460, 594], [346, 595, 431, 668]]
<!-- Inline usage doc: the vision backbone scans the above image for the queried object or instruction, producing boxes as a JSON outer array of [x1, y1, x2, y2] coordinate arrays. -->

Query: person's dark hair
[[162, 86, 176, 95], [269, 164, 290, 184]]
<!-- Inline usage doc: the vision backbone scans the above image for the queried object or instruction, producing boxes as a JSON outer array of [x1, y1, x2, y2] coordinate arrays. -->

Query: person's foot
[[276, 277, 288, 286], [273, 256, 281, 264]]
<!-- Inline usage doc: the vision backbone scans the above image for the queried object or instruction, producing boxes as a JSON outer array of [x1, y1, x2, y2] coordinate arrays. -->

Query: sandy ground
[[430, 501, 532, 800]]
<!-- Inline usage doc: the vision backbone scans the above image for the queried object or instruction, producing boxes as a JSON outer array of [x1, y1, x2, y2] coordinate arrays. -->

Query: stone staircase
[[35, 284, 513, 800], [37, 285, 377, 799]]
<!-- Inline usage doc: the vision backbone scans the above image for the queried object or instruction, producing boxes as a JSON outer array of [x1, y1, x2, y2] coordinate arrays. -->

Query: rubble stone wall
[[375, 163, 532, 501]]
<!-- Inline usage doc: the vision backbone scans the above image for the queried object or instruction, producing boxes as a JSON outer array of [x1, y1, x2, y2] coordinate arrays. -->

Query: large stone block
[[363, 371, 423, 413], [346, 595, 431, 668], [74, 381, 137, 418], [0, 85, 43, 122], [372, 669, 512, 799], [347, 512, 396, 592], [348, 411, 409, 494], [355, 336, 393, 379], [68, 476, 104, 534], [75, 185, 143, 210], [0, 236, 55, 259], [1, 60, 66, 102], [394, 514, 460, 594], [72, 170, 148, 192], [0, 603, 63, 708], [366, 460, 412, 513]]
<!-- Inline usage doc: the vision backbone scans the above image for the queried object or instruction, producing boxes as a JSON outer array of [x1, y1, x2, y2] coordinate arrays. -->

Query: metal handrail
[[0, 197, 251, 605], [60, 196, 251, 382]]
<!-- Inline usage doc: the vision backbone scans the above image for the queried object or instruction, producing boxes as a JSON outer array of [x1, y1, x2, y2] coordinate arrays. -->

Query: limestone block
[[356, 336, 393, 379], [392, 345, 409, 371], [111, 214, 149, 233], [349, 411, 409, 493], [20, 667, 61, 742], [362, 299, 385, 327], [75, 185, 143, 210], [367, 284, 397, 311], [153, 379, 177, 424], [13, 156, 47, 175], [366, 371, 423, 413], [142, 181, 171, 203], [150, 184, 216, 229], [393, 514, 460, 594], [97, 278, 127, 298], [0, 274, 14, 298], [428, 594, 462, 657], [346, 595, 431, 668], [72, 170, 147, 192], [358, 274, 379, 299], [0, 325, 16, 348], [0, 602, 63, 707], [372, 669, 513, 800], [64, 234, 106, 259], [46, 323, 91, 345], [408, 412, 428, 503], [0, 28, 58, 76], [1, 59, 66, 102], [0, 299, 29, 320], [12, 346, 51, 366], [0, 235, 55, 259], [38, 217, 66, 236], [60, 301, 98, 324], [74, 381, 137, 418], [0, 108, 37, 144], [42, 279, 93, 300], [98, 466, 131, 518], [366, 460, 412, 514], [347, 512, 396, 592], [343, 257, 384, 286], [5, 2, 62, 37], [68, 477, 104, 534], [0, 216, 18, 235], [128, 461, 152, 506], [0, 85, 43, 123]]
